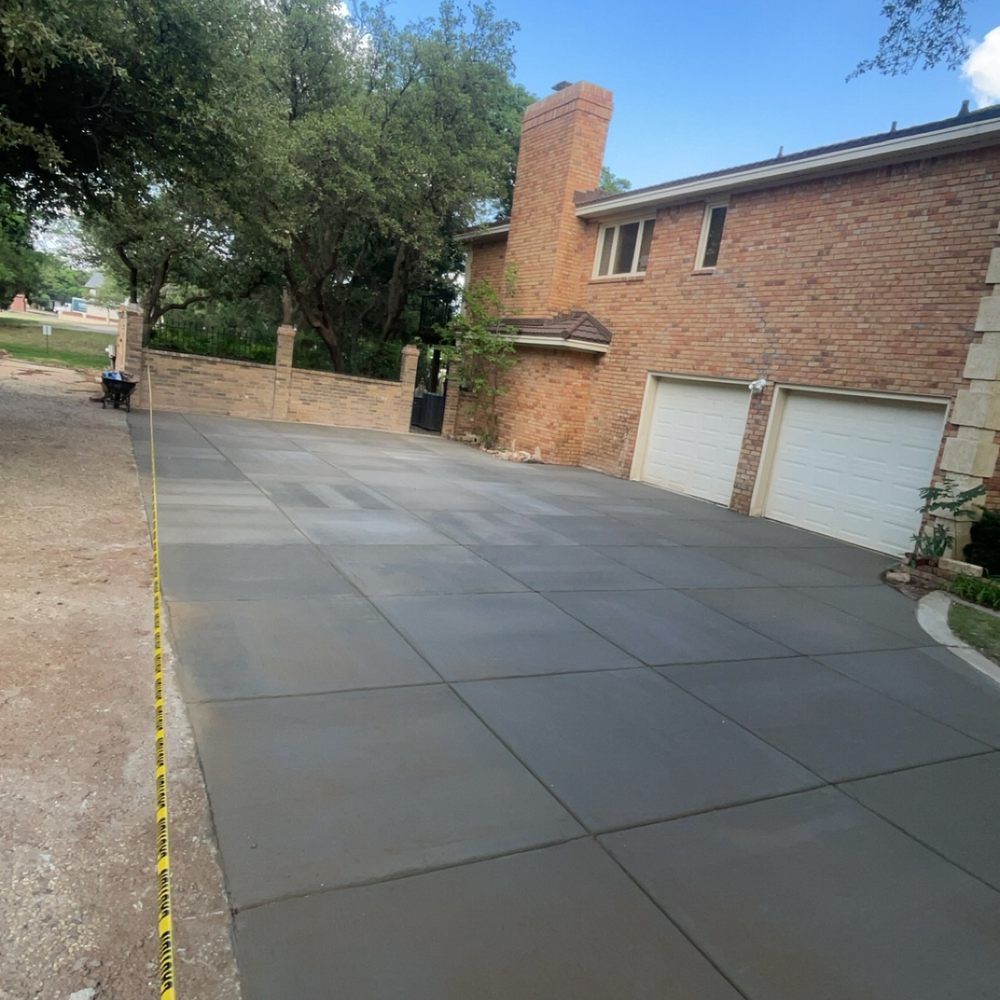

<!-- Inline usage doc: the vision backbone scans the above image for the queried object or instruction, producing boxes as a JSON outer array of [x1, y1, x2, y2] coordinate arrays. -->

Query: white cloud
[[964, 26, 1000, 108]]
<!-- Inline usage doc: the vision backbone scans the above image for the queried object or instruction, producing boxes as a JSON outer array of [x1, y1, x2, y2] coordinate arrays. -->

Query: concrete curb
[[916, 589, 1000, 688]]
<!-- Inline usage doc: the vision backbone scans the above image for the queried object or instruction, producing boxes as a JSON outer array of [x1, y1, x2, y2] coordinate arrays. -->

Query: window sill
[[691, 267, 717, 276], [589, 273, 647, 285]]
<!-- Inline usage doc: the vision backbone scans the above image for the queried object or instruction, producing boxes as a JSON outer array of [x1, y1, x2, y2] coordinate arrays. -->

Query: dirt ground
[[0, 359, 240, 999]]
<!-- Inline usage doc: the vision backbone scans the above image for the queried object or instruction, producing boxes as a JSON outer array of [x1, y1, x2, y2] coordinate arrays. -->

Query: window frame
[[694, 199, 729, 271], [592, 216, 657, 280]]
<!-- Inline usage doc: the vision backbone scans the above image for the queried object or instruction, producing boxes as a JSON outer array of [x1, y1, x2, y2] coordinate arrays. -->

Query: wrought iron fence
[[293, 332, 402, 380], [150, 312, 277, 365]]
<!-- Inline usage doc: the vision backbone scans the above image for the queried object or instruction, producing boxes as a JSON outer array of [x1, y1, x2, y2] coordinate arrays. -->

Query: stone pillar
[[115, 303, 145, 374], [9, 293, 27, 312], [397, 344, 420, 432], [272, 324, 296, 420], [938, 228, 1000, 553]]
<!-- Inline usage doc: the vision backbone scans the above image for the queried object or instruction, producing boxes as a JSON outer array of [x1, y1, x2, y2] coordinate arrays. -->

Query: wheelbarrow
[[101, 373, 138, 412]]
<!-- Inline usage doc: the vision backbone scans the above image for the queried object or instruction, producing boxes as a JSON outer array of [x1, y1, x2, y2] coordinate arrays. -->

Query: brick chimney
[[505, 81, 613, 317]]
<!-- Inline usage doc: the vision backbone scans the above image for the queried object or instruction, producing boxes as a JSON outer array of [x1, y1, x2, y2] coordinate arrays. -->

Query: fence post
[[272, 324, 296, 420], [397, 344, 420, 432], [115, 303, 147, 404]]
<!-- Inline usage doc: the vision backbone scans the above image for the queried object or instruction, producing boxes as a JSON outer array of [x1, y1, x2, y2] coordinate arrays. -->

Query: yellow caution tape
[[148, 371, 177, 999]]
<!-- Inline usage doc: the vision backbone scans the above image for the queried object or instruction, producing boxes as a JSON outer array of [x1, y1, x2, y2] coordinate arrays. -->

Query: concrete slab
[[325, 544, 526, 596], [168, 596, 438, 700], [420, 511, 582, 546], [602, 787, 1000, 1000], [132, 412, 1000, 999], [803, 584, 928, 643], [593, 545, 770, 588], [258, 480, 395, 509], [282, 508, 454, 545], [152, 455, 248, 480], [234, 840, 742, 1000], [704, 546, 861, 586], [688, 587, 917, 655], [546, 589, 792, 665], [818, 647, 1000, 745], [189, 686, 581, 908], [529, 514, 667, 545], [155, 505, 304, 545], [160, 542, 349, 601], [374, 592, 641, 680], [662, 657, 987, 781], [843, 753, 1000, 890], [457, 670, 819, 830], [473, 545, 661, 591]]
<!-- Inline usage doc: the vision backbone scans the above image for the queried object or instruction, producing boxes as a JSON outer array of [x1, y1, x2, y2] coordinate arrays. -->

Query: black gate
[[411, 388, 446, 432]]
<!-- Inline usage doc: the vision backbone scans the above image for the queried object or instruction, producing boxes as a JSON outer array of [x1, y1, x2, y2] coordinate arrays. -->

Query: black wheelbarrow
[[101, 374, 138, 412]]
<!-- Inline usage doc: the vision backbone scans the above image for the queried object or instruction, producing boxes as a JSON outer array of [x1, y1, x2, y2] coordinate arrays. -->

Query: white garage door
[[640, 379, 749, 504], [764, 392, 946, 554]]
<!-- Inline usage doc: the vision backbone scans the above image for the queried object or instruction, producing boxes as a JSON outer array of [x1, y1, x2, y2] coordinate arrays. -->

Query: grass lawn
[[949, 601, 1000, 664], [0, 314, 114, 369]]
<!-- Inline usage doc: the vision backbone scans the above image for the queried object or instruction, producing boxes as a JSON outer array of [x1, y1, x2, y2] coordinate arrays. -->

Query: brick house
[[448, 80, 1000, 556]]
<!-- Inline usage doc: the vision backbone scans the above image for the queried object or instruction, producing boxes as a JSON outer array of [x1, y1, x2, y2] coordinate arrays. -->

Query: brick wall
[[467, 236, 508, 294], [576, 150, 1000, 503], [136, 342, 419, 434], [444, 347, 598, 464], [504, 82, 612, 317], [494, 347, 597, 464]]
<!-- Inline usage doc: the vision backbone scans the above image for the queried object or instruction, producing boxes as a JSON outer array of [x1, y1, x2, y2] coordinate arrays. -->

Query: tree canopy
[[852, 1, 970, 77], [2, 0, 531, 372]]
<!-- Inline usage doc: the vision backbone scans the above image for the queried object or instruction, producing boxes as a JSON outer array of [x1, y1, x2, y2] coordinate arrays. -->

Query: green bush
[[950, 574, 1000, 610], [964, 509, 1000, 576]]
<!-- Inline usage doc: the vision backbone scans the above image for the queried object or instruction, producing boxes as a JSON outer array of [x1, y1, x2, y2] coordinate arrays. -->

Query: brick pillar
[[505, 82, 613, 317], [441, 379, 460, 438], [397, 344, 420, 432], [115, 303, 144, 373], [272, 324, 296, 420], [938, 225, 1000, 554]]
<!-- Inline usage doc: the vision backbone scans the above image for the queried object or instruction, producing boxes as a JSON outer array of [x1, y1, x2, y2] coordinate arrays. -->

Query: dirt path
[[0, 359, 239, 999]]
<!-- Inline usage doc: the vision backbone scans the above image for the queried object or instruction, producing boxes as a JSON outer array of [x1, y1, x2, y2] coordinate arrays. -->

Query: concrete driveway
[[131, 412, 1000, 1000]]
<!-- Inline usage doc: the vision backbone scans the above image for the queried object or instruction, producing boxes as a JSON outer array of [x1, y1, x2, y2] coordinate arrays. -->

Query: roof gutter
[[576, 116, 1000, 219], [455, 222, 511, 243], [508, 334, 609, 354]]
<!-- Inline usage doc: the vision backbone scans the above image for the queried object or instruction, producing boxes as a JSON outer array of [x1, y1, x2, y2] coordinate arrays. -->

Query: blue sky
[[386, 0, 1000, 187]]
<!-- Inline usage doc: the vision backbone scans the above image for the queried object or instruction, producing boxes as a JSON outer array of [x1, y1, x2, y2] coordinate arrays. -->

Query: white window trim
[[592, 217, 656, 280], [694, 199, 729, 272]]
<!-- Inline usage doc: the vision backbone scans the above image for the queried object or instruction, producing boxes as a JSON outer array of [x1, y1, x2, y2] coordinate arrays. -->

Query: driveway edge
[[916, 590, 1000, 688]]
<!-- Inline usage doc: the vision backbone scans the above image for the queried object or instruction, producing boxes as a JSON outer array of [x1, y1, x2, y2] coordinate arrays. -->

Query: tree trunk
[[284, 264, 345, 372], [381, 244, 414, 343]]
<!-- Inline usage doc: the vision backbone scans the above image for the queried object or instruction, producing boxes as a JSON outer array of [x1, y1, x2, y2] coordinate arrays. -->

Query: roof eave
[[576, 116, 1000, 219], [455, 222, 511, 243], [507, 334, 609, 354]]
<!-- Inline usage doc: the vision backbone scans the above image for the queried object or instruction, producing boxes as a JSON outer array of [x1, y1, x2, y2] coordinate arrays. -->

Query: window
[[696, 201, 728, 270], [594, 218, 655, 277]]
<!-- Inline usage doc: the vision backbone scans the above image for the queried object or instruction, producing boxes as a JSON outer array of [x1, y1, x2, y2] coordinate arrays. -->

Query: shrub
[[950, 573, 1000, 610], [964, 509, 1000, 576], [910, 476, 986, 564]]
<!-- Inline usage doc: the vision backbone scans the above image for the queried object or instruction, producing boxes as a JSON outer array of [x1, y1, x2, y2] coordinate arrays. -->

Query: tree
[[599, 166, 632, 194], [852, 1, 970, 77], [0, 188, 41, 304], [0, 0, 258, 211], [441, 275, 517, 449], [243, 0, 529, 372]]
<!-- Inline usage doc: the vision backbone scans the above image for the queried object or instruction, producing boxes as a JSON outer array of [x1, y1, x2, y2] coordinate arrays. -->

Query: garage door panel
[[764, 392, 945, 554], [641, 380, 749, 505]]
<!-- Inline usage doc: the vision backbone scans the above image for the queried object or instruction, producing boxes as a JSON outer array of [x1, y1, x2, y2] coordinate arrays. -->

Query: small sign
[[41, 324, 52, 337]]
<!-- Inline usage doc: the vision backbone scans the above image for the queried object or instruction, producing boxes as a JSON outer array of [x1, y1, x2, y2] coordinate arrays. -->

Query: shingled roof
[[505, 311, 612, 352], [575, 103, 1000, 210]]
